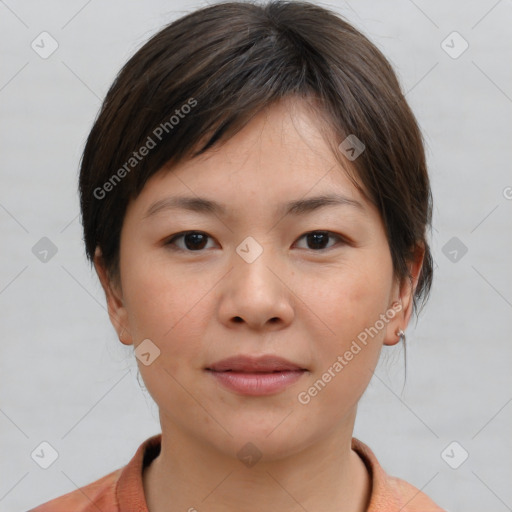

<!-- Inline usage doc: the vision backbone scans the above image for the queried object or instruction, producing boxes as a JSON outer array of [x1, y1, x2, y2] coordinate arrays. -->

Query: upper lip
[[206, 355, 306, 372]]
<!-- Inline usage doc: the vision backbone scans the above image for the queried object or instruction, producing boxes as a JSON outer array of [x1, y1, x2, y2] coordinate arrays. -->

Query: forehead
[[128, 97, 371, 221]]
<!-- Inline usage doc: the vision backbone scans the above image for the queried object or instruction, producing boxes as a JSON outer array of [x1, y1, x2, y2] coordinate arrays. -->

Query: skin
[[94, 96, 424, 512]]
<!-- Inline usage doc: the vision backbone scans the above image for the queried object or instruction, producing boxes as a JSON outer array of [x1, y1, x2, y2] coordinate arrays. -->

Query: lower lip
[[207, 369, 306, 396]]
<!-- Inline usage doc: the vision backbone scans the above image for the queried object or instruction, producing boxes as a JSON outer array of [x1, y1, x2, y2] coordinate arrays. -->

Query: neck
[[143, 412, 371, 512]]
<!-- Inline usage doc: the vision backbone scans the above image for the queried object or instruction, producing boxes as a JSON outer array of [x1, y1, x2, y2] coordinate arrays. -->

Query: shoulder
[[28, 468, 122, 512], [351, 437, 446, 512], [385, 474, 446, 511], [27, 434, 162, 512]]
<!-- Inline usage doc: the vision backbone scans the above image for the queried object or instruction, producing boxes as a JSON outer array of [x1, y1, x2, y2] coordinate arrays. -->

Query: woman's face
[[96, 97, 419, 460]]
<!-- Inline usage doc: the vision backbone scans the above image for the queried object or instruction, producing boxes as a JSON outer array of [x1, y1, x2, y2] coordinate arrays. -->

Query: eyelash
[[164, 230, 349, 253]]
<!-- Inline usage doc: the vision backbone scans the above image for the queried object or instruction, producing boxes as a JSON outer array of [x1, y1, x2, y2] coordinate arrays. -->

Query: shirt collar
[[116, 433, 162, 511]]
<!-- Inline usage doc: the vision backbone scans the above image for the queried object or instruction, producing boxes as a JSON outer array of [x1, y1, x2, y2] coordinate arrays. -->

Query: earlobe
[[395, 328, 406, 345], [383, 244, 425, 347], [93, 247, 133, 346], [383, 298, 405, 346]]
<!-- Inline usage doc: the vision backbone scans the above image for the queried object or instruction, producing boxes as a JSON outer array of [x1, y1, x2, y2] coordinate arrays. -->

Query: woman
[[30, 1, 444, 510]]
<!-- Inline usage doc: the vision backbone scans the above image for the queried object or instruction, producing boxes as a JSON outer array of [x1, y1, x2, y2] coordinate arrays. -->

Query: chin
[[206, 417, 315, 461]]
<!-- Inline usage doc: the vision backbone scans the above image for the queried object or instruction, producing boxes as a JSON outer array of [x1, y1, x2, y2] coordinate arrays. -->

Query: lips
[[206, 355, 307, 396], [206, 355, 306, 373]]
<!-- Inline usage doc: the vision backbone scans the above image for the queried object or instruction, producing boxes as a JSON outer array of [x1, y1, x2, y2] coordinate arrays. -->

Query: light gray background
[[1, 1, 511, 511]]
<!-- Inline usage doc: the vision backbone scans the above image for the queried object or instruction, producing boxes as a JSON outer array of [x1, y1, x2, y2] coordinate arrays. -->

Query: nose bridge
[[219, 234, 293, 328], [233, 234, 281, 297]]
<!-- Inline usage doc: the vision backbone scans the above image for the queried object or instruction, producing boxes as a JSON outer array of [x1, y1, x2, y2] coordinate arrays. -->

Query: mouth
[[205, 355, 307, 396]]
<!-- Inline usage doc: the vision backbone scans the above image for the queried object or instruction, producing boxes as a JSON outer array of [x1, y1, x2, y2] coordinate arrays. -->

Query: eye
[[165, 230, 347, 253], [294, 231, 346, 251], [165, 231, 216, 252]]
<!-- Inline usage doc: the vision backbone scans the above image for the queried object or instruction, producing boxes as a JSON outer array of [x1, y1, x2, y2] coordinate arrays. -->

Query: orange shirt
[[28, 434, 445, 511]]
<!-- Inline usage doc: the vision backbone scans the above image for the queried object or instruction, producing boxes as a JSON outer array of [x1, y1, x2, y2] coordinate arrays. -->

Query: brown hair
[[79, 0, 433, 316]]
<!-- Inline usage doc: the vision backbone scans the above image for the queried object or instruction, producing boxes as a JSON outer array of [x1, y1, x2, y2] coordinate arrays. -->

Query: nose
[[217, 245, 295, 331]]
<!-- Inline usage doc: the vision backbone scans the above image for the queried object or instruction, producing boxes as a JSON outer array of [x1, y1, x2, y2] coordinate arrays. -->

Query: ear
[[383, 243, 425, 346], [93, 246, 133, 346]]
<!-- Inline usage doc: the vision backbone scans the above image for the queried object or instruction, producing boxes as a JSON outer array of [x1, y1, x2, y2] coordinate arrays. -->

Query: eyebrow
[[143, 193, 365, 220]]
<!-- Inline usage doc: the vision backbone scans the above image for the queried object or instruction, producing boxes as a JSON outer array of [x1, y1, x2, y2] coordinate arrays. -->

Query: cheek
[[296, 273, 389, 420], [306, 258, 393, 341], [122, 262, 214, 409], [121, 255, 213, 361], [298, 256, 394, 399]]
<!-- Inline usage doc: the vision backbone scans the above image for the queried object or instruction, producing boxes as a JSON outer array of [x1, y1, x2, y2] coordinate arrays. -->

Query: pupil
[[185, 233, 207, 250], [308, 232, 328, 250]]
